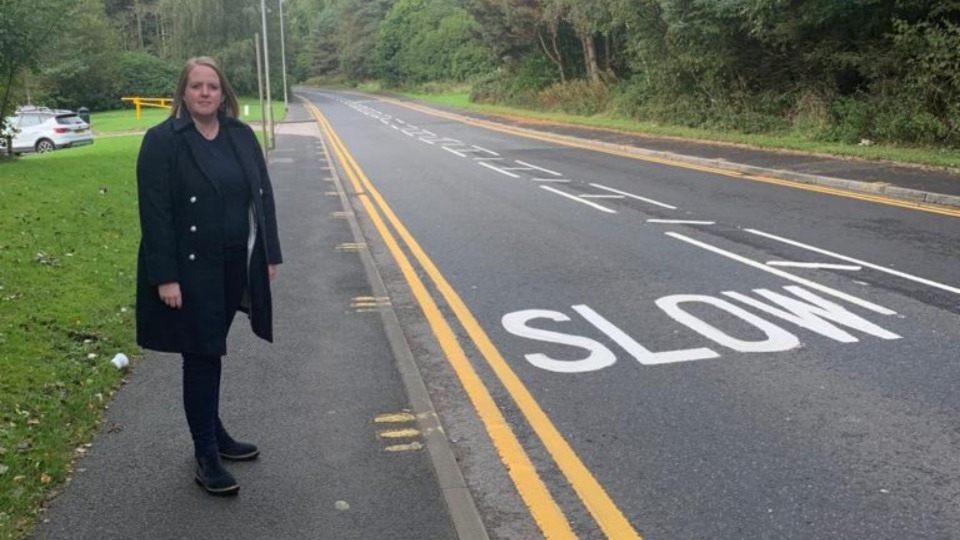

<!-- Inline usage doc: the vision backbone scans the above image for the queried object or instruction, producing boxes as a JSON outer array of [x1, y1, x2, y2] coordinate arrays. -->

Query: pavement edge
[[313, 119, 490, 540]]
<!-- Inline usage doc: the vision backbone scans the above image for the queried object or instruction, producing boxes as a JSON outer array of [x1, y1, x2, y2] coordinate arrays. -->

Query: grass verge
[[0, 136, 144, 539], [401, 91, 960, 170]]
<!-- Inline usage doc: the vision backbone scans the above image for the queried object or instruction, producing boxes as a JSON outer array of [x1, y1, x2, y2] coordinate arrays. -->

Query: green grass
[[401, 91, 960, 170], [0, 136, 145, 539], [91, 98, 287, 134]]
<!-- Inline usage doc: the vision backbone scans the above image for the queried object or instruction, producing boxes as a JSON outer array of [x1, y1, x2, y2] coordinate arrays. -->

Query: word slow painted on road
[[501, 285, 901, 373]]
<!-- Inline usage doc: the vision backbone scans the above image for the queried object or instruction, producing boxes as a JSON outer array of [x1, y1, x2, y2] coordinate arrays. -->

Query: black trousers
[[182, 246, 247, 457]]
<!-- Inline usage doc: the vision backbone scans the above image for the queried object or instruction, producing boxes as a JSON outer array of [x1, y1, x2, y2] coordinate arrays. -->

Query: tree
[[374, 0, 491, 86], [0, 0, 63, 122], [38, 0, 124, 110]]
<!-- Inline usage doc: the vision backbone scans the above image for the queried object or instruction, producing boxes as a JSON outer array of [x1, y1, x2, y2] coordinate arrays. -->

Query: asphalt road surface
[[300, 89, 960, 540]]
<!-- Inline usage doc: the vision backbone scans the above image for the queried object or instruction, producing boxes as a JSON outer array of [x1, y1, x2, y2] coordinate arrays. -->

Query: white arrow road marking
[[514, 160, 563, 176], [589, 183, 677, 209], [747, 229, 960, 295], [540, 186, 617, 213], [666, 232, 897, 315], [479, 161, 521, 178]]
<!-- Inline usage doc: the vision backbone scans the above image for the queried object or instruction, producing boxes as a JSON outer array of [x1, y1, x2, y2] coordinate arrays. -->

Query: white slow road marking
[[747, 229, 960, 295], [514, 160, 563, 176], [540, 186, 617, 213], [419, 138, 436, 145], [666, 232, 897, 315], [589, 183, 677, 210], [647, 219, 716, 225], [767, 262, 863, 271], [443, 147, 467, 157], [479, 161, 521, 178]]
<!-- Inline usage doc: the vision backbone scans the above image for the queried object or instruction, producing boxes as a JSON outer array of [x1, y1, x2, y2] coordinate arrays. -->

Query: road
[[299, 89, 960, 540]]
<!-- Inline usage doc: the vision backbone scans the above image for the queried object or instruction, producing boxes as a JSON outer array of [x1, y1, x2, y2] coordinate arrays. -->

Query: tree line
[[2, 0, 958, 147]]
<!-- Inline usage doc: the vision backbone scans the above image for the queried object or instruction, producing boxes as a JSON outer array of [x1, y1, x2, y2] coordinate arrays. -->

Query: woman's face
[[183, 65, 223, 121]]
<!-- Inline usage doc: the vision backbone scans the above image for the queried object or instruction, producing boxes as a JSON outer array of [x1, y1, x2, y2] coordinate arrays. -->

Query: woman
[[136, 56, 283, 496]]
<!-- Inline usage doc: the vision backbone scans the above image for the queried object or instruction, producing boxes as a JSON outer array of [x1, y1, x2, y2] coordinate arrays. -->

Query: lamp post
[[255, 32, 267, 155], [259, 0, 274, 149], [279, 0, 289, 112]]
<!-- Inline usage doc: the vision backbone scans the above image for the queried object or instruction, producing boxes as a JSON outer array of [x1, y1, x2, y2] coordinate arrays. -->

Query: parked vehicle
[[0, 107, 94, 155]]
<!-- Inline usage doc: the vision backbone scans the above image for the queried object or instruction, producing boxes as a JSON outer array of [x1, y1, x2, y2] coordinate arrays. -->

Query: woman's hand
[[158, 282, 182, 309], [268, 265, 278, 282]]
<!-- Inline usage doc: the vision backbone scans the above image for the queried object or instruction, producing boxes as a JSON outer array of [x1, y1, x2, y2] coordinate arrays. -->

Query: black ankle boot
[[216, 421, 260, 461], [195, 452, 239, 496]]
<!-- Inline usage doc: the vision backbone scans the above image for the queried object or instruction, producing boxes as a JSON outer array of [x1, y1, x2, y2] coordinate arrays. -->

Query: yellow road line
[[378, 96, 960, 219], [308, 102, 642, 539], [307, 102, 578, 539]]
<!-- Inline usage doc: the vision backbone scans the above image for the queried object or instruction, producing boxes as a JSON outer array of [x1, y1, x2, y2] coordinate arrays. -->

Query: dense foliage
[[1, 0, 958, 147]]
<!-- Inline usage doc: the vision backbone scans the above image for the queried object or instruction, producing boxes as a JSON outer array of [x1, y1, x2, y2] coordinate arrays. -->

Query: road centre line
[[589, 183, 678, 210], [647, 219, 715, 225], [540, 186, 618, 213], [767, 262, 863, 271], [310, 102, 642, 539], [665, 232, 897, 315], [479, 161, 521, 178], [746, 228, 960, 295], [514, 160, 563, 176]]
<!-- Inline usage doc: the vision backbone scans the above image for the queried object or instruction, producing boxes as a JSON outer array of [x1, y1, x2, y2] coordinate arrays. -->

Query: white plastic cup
[[110, 353, 129, 369]]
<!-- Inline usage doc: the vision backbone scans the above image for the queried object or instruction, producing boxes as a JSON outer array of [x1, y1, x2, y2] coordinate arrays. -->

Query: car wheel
[[35, 139, 56, 153]]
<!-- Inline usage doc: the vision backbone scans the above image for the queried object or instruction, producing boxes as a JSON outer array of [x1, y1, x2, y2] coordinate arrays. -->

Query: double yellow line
[[305, 100, 642, 539]]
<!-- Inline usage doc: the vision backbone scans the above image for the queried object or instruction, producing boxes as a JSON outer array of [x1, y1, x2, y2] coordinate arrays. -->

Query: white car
[[1, 108, 94, 154]]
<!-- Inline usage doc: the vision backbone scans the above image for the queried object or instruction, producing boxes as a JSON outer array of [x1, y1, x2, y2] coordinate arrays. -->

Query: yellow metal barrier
[[120, 97, 173, 119]]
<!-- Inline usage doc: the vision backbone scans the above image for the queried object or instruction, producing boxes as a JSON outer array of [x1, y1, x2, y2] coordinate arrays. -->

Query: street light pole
[[279, 0, 289, 112], [254, 32, 267, 156], [259, 0, 274, 149]]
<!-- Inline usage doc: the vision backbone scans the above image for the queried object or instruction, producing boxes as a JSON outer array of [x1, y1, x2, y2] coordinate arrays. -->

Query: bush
[[470, 55, 557, 107], [118, 52, 179, 99], [536, 80, 610, 116], [790, 90, 833, 138], [821, 96, 872, 144]]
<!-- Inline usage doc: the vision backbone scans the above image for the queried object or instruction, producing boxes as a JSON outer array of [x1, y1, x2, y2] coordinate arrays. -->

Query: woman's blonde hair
[[170, 56, 240, 119]]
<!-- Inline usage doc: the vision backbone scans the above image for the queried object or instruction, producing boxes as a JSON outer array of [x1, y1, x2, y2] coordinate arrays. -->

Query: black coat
[[135, 115, 283, 356]]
